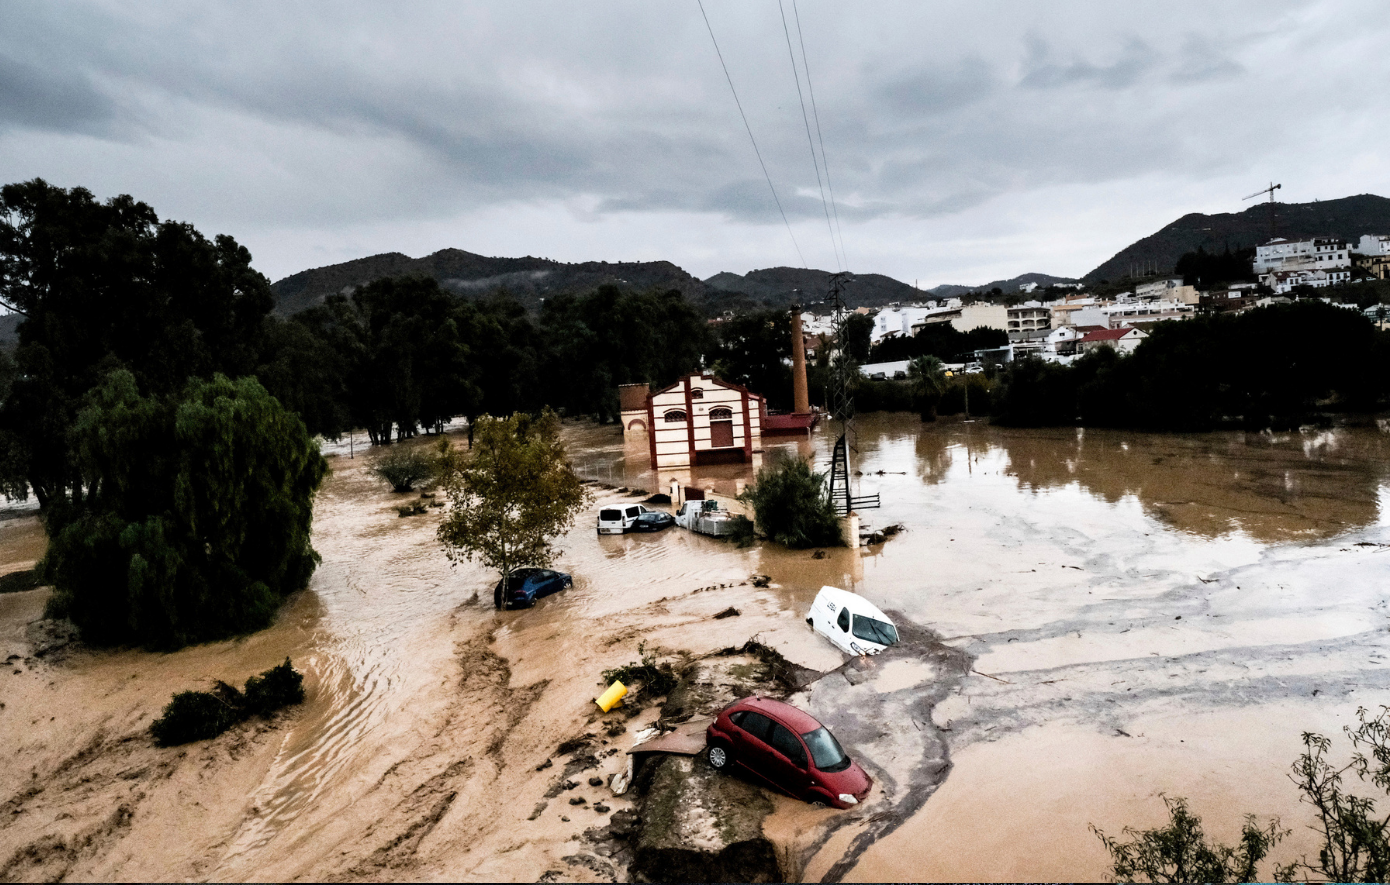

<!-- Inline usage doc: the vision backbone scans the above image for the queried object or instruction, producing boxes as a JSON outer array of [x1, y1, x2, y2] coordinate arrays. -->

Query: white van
[[597, 503, 650, 535], [807, 586, 899, 656]]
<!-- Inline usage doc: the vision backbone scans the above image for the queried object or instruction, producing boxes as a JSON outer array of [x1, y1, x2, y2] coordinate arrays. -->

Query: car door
[[624, 505, 642, 530], [764, 719, 813, 800], [834, 606, 854, 654], [730, 711, 780, 789], [533, 569, 558, 599]]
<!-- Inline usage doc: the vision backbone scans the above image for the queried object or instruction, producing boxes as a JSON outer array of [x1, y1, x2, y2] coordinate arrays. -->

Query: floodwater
[[2, 413, 1389, 881]]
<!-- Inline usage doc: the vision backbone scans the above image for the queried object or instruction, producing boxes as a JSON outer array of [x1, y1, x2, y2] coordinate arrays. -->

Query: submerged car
[[494, 567, 573, 609], [705, 696, 873, 809], [597, 503, 652, 535], [807, 586, 899, 656], [629, 510, 675, 532]]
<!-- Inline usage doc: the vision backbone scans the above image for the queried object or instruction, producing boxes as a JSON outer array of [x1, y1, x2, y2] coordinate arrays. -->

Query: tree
[[738, 454, 843, 549], [1091, 795, 1289, 883], [708, 310, 793, 410], [842, 312, 874, 363], [40, 371, 327, 649], [0, 179, 275, 507], [907, 355, 947, 421], [436, 411, 589, 608]]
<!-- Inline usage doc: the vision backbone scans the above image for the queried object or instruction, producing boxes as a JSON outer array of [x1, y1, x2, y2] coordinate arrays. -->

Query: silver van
[[597, 503, 650, 535]]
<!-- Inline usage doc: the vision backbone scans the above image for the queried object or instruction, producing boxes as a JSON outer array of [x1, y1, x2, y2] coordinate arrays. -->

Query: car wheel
[[810, 798, 829, 809], [707, 743, 732, 770]]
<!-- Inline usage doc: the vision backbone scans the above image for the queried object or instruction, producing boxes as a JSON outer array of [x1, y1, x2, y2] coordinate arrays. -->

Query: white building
[[1018, 281, 1039, 294], [1007, 301, 1051, 334], [859, 360, 911, 380], [1356, 235, 1390, 257], [1077, 327, 1148, 354], [1261, 268, 1352, 294], [1253, 237, 1351, 273], [623, 374, 764, 469], [951, 302, 1008, 333], [1134, 278, 1201, 305]]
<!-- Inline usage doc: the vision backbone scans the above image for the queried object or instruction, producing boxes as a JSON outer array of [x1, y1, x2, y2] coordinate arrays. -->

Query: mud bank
[[1, 415, 1388, 881]]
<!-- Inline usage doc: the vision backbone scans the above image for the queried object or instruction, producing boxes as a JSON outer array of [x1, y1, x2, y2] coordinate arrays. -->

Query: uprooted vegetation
[[149, 658, 306, 747], [601, 643, 681, 699]]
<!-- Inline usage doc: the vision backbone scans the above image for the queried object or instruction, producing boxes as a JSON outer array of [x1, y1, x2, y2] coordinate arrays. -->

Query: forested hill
[[270, 250, 929, 317], [1084, 193, 1390, 283], [270, 248, 708, 316], [702, 266, 921, 308]]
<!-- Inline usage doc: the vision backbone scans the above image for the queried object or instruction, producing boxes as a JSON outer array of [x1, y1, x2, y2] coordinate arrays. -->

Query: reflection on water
[[569, 414, 1390, 544]]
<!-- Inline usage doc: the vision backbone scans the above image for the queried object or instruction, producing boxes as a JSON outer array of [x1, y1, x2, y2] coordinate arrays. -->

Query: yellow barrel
[[595, 680, 628, 712]]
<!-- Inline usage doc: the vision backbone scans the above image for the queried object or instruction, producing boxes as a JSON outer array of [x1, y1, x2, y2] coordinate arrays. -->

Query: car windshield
[[851, 614, 898, 646], [801, 727, 850, 772], [599, 509, 622, 521]]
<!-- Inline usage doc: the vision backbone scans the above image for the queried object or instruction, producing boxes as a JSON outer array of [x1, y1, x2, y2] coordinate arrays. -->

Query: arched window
[[690, 388, 704, 399], [709, 407, 732, 421], [663, 410, 688, 423]]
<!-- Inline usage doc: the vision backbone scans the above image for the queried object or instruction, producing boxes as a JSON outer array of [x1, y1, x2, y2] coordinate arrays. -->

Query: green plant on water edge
[[1095, 706, 1390, 883], [150, 658, 306, 747], [371, 444, 440, 493], [601, 642, 679, 698]]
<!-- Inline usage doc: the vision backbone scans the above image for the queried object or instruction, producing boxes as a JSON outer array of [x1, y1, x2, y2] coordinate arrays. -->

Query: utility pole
[[1242, 182, 1282, 241]]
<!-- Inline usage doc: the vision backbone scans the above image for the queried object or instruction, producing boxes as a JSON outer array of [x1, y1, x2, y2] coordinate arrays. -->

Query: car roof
[[814, 586, 892, 624], [734, 696, 823, 735]]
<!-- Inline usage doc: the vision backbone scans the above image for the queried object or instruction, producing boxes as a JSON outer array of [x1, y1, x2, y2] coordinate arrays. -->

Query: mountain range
[[268, 194, 1388, 315]]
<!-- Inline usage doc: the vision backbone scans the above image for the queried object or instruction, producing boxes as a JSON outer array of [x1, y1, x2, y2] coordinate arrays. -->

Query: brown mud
[[0, 413, 1388, 881]]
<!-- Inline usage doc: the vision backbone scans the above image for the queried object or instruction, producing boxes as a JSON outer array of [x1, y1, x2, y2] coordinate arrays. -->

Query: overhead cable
[[697, 0, 806, 268], [792, 0, 848, 270], [778, 0, 840, 271]]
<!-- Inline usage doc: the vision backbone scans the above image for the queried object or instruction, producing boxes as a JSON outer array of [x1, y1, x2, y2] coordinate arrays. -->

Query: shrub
[[602, 643, 679, 697], [1091, 795, 1289, 883], [370, 444, 438, 492], [739, 455, 843, 549], [150, 658, 306, 747]]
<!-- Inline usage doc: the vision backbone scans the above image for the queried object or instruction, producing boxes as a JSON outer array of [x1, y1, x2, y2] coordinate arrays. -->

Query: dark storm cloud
[[0, 1, 1384, 283]]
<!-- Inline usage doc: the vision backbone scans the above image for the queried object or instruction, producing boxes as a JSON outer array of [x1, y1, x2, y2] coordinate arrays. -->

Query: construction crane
[[1243, 182, 1282, 241]]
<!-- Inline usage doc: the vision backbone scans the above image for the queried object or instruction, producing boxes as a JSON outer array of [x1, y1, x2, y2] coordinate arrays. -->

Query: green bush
[[739, 455, 843, 549], [40, 371, 326, 650], [370, 444, 438, 493], [150, 690, 242, 747], [602, 643, 679, 697], [150, 658, 306, 747]]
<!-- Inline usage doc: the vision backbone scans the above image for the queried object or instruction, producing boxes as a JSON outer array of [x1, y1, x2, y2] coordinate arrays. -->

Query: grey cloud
[[879, 57, 998, 114], [1019, 34, 1157, 90], [0, 53, 114, 134]]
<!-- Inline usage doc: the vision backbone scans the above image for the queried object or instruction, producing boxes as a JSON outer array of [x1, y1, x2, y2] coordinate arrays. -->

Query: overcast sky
[[2, 1, 1387, 287]]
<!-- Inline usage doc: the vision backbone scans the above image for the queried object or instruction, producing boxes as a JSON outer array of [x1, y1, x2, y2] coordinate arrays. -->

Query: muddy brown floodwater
[[2, 413, 1390, 882]]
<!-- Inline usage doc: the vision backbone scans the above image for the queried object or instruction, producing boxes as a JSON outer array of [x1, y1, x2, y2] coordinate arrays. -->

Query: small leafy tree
[[1091, 795, 1289, 883], [907, 355, 947, 422], [1286, 706, 1390, 882], [436, 411, 589, 607], [370, 444, 438, 493], [739, 455, 843, 549]]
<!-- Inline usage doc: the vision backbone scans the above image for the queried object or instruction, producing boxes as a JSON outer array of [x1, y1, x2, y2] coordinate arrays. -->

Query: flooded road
[[1, 413, 1388, 881]]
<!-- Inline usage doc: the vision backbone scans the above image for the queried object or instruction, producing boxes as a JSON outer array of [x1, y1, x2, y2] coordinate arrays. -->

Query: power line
[[696, 0, 805, 268], [778, 0, 840, 271], [792, 0, 848, 270]]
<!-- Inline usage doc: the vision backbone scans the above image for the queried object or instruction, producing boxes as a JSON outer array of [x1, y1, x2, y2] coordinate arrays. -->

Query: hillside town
[[846, 232, 1390, 379]]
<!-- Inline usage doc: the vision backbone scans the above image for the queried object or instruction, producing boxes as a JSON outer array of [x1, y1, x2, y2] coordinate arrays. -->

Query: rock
[[589, 776, 605, 787], [630, 755, 781, 883], [750, 574, 771, 588], [712, 607, 740, 620], [536, 758, 553, 771], [569, 796, 587, 806], [608, 809, 638, 838], [594, 802, 611, 813], [604, 721, 626, 737], [811, 550, 827, 559]]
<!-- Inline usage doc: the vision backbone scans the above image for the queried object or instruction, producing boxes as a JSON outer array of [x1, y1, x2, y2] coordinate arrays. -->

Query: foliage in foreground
[[739, 455, 843, 549], [40, 371, 327, 649], [436, 411, 590, 588], [1096, 706, 1390, 883], [1091, 796, 1289, 883], [150, 658, 305, 747], [370, 444, 439, 492]]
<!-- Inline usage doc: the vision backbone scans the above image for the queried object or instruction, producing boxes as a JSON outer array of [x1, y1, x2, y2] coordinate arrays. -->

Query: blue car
[[494, 567, 573, 610]]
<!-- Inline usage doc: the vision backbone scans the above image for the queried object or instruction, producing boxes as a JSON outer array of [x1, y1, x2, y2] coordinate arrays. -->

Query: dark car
[[494, 567, 572, 609], [705, 696, 873, 809], [629, 511, 675, 532]]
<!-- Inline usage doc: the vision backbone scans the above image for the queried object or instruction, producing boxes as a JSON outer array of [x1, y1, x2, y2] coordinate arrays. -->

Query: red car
[[705, 696, 873, 809]]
